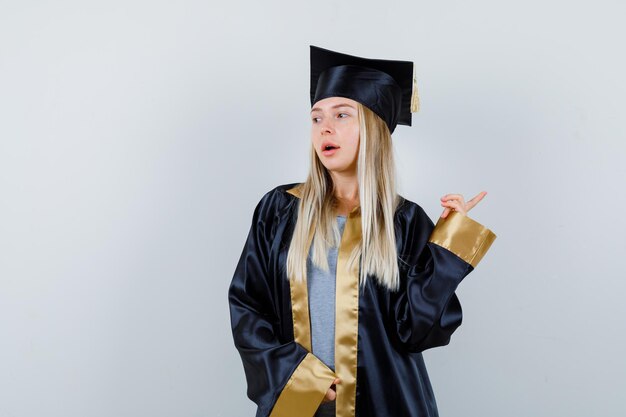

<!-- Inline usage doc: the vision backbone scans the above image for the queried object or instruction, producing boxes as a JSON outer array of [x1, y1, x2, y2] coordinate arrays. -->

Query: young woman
[[228, 45, 496, 417]]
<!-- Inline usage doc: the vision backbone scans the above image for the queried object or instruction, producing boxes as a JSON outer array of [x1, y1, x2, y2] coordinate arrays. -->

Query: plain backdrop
[[1, 1, 625, 416]]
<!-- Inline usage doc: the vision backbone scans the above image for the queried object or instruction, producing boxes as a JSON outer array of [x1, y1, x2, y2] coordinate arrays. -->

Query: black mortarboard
[[310, 45, 420, 134]]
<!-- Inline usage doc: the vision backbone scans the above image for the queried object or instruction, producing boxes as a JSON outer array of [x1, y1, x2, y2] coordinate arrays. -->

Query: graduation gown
[[228, 182, 496, 417]]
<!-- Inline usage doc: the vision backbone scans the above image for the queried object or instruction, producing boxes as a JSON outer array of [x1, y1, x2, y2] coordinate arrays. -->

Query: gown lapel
[[286, 184, 361, 417]]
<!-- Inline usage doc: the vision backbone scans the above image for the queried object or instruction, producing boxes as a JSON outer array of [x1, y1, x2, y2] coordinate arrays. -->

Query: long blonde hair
[[286, 103, 402, 291]]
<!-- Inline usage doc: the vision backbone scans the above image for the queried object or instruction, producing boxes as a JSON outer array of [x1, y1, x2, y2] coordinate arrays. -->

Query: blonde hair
[[286, 103, 402, 291]]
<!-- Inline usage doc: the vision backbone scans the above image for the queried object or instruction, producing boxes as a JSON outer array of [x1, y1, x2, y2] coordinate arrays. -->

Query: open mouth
[[322, 141, 340, 151]]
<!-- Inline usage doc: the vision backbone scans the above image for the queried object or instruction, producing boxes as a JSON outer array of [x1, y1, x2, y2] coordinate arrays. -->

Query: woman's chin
[[317, 154, 355, 174], [325, 165, 354, 175]]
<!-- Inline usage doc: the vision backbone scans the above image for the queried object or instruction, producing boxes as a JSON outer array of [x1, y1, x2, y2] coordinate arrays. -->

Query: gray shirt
[[307, 215, 346, 417]]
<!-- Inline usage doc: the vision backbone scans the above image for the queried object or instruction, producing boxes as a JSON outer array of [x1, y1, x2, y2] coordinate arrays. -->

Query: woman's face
[[310, 96, 360, 176]]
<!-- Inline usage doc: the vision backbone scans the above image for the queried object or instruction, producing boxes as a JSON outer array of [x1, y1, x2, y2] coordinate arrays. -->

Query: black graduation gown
[[228, 182, 496, 417]]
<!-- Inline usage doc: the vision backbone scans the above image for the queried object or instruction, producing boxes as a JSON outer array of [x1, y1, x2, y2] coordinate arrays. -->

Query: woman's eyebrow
[[311, 103, 356, 113]]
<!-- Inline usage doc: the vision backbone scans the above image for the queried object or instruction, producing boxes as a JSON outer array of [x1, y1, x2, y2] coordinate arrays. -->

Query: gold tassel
[[410, 65, 420, 113]]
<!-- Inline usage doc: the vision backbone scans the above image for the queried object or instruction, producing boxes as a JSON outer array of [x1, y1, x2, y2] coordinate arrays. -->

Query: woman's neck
[[335, 199, 359, 217], [331, 174, 359, 216]]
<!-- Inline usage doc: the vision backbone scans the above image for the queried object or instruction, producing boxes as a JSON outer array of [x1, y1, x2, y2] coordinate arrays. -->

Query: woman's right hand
[[321, 378, 342, 403]]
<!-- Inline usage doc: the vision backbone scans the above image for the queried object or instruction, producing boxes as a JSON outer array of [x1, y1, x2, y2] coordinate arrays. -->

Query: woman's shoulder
[[276, 182, 304, 198], [250, 182, 302, 220], [395, 194, 435, 230], [258, 182, 303, 203]]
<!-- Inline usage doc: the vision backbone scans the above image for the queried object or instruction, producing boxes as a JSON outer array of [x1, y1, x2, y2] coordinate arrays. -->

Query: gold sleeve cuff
[[428, 211, 497, 268], [269, 352, 337, 417]]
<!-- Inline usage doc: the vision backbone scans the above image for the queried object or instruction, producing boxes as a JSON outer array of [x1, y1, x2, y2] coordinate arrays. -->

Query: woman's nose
[[320, 119, 334, 134]]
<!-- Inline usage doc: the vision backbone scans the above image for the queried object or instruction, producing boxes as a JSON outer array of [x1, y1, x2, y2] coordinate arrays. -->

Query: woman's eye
[[312, 117, 320, 123], [338, 113, 348, 118]]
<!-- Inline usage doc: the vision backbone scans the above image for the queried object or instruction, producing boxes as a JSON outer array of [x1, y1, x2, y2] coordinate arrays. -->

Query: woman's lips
[[322, 147, 339, 156]]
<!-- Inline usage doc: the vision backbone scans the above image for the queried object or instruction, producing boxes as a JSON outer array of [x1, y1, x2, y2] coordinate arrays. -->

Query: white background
[[1, 1, 625, 416]]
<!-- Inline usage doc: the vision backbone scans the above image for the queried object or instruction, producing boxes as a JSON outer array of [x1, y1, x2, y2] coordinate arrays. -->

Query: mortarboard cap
[[310, 45, 420, 134]]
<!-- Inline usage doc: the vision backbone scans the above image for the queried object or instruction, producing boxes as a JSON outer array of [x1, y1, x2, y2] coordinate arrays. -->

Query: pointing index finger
[[466, 191, 487, 209]]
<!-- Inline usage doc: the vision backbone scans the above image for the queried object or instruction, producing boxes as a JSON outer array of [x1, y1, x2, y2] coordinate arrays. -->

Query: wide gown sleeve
[[228, 190, 337, 417], [391, 206, 496, 353]]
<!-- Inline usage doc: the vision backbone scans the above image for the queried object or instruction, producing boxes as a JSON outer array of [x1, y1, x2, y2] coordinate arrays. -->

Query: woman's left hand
[[440, 191, 487, 218]]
